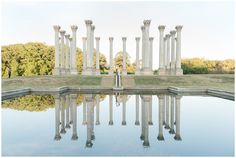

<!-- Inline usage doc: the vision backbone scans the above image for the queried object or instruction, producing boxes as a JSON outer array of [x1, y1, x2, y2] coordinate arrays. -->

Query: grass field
[[2, 74, 234, 92]]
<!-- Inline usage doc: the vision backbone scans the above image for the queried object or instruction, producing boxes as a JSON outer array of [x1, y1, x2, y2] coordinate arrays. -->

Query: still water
[[1, 93, 234, 156]]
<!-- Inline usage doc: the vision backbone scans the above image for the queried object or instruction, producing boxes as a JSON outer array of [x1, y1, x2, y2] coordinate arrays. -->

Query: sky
[[1, 0, 235, 69]]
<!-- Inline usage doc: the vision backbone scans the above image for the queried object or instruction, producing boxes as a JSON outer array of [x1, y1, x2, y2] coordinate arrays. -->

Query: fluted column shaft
[[122, 100, 126, 125], [95, 37, 100, 75], [60, 96, 66, 134], [170, 31, 176, 75], [169, 96, 175, 134], [53, 25, 60, 75], [91, 25, 95, 71], [174, 96, 182, 140], [158, 26, 165, 75], [85, 20, 93, 74], [175, 26, 182, 69], [135, 37, 140, 75], [85, 95, 94, 147], [82, 98, 87, 125], [109, 37, 114, 75], [70, 26, 78, 74], [143, 20, 151, 72], [69, 38, 73, 73], [65, 34, 70, 74], [60, 30, 66, 74], [149, 37, 154, 71], [164, 37, 167, 69], [65, 95, 70, 128], [166, 34, 171, 74], [95, 95, 100, 125], [148, 95, 153, 125], [165, 95, 170, 129], [122, 37, 127, 75], [141, 26, 145, 70], [82, 37, 87, 72]]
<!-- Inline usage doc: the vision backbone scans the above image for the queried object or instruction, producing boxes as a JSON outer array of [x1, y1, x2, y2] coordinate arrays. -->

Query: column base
[[69, 120, 73, 124], [169, 128, 175, 134], [109, 121, 114, 125], [54, 134, 61, 141], [65, 124, 71, 128], [135, 121, 140, 125], [175, 68, 183, 76], [60, 68, 66, 75], [53, 67, 60, 75], [157, 134, 165, 141], [70, 68, 78, 75], [140, 134, 144, 140], [60, 128, 66, 134], [71, 134, 78, 140], [158, 68, 166, 75], [86, 141, 93, 147], [174, 134, 182, 141], [121, 121, 127, 125], [164, 124, 170, 129], [148, 121, 153, 125], [143, 141, 150, 147]]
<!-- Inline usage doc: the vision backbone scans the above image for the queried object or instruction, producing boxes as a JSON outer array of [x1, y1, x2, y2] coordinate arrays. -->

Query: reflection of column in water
[[148, 96, 153, 125], [164, 95, 170, 129], [54, 94, 61, 140], [95, 95, 100, 125], [174, 95, 182, 141], [141, 95, 151, 147], [65, 94, 71, 128], [60, 95, 66, 134], [169, 96, 175, 134], [135, 95, 140, 125], [91, 99, 95, 140], [85, 94, 94, 147], [69, 95, 73, 124], [140, 98, 144, 140], [82, 97, 87, 125], [162, 95, 166, 125], [71, 94, 78, 140], [121, 99, 126, 125], [157, 94, 164, 141], [109, 95, 113, 125]]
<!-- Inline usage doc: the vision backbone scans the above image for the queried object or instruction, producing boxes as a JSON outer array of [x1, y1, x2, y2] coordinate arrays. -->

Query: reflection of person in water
[[115, 92, 120, 107]]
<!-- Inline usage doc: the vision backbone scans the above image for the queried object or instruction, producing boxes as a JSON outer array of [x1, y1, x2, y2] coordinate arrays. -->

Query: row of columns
[[158, 25, 183, 75], [53, 94, 182, 147], [53, 25, 78, 75]]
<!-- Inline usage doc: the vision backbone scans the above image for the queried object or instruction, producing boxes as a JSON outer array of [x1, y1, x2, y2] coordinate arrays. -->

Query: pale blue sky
[[1, 1, 235, 69]]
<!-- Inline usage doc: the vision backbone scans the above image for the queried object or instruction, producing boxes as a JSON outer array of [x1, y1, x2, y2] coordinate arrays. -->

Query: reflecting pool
[[1, 93, 234, 156]]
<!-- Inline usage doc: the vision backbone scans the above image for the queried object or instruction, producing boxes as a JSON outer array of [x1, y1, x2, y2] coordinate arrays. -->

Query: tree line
[[1, 42, 234, 77]]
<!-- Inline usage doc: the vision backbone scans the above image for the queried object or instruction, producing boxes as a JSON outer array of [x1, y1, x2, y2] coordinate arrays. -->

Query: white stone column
[[140, 98, 144, 140], [164, 95, 170, 129], [141, 26, 145, 71], [69, 92, 73, 124], [143, 20, 152, 75], [149, 37, 154, 72], [157, 95, 164, 141], [82, 98, 87, 125], [170, 30, 176, 75], [95, 37, 100, 75], [70, 26, 78, 74], [122, 37, 127, 75], [135, 95, 140, 125], [175, 26, 183, 75], [135, 37, 140, 75], [166, 34, 171, 75], [164, 36, 167, 74], [69, 37, 73, 73], [54, 94, 61, 140], [65, 94, 71, 128], [95, 95, 100, 125], [163, 95, 166, 125], [71, 94, 78, 140], [91, 25, 95, 73], [65, 34, 70, 74], [158, 25, 165, 75], [85, 20, 93, 75], [109, 95, 113, 125], [174, 95, 182, 140], [60, 95, 66, 134], [121, 100, 126, 125], [53, 25, 61, 75], [148, 95, 153, 125], [82, 37, 87, 74], [109, 37, 114, 75], [85, 94, 94, 147], [169, 96, 175, 134], [60, 30, 66, 74]]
